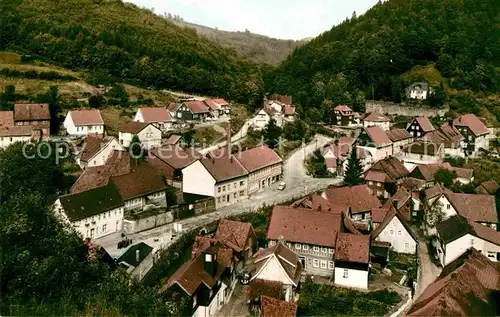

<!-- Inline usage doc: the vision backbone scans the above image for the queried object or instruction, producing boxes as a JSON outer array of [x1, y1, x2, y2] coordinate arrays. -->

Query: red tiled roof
[[260, 295, 297, 317], [364, 170, 387, 183], [14, 103, 50, 121], [137, 107, 172, 123], [110, 162, 166, 200], [371, 208, 389, 223], [151, 145, 201, 170], [335, 233, 370, 264], [253, 242, 302, 286], [453, 113, 489, 136], [203, 99, 221, 110], [0, 125, 33, 137], [183, 100, 209, 114], [407, 249, 500, 316], [365, 126, 392, 147], [424, 183, 444, 199], [310, 194, 346, 214], [452, 167, 474, 180], [165, 134, 182, 145], [391, 187, 411, 207], [446, 191, 498, 224], [119, 121, 151, 134], [234, 145, 282, 173], [363, 112, 390, 122], [370, 157, 409, 181], [412, 163, 452, 181], [201, 156, 248, 182], [68, 109, 104, 126], [80, 135, 107, 162], [386, 128, 412, 142], [371, 207, 417, 241], [400, 177, 426, 190], [475, 181, 499, 195], [167, 102, 178, 111], [212, 98, 229, 106], [415, 116, 435, 132], [283, 105, 295, 115], [0, 111, 14, 127], [322, 185, 381, 214], [267, 205, 341, 247], [215, 219, 253, 253], [334, 104, 353, 115], [324, 157, 337, 169], [191, 236, 233, 268]]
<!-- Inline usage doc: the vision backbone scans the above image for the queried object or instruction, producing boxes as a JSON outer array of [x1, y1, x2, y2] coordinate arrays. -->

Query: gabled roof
[[452, 167, 474, 180], [363, 112, 390, 122], [371, 208, 389, 223], [365, 126, 392, 147], [413, 116, 435, 133], [425, 183, 445, 200], [310, 194, 347, 214], [453, 113, 489, 136], [80, 135, 114, 162], [283, 105, 295, 115], [117, 242, 153, 267], [0, 125, 34, 137], [253, 242, 302, 286], [151, 145, 201, 170], [215, 219, 253, 253], [203, 99, 221, 110], [371, 206, 418, 242], [201, 156, 248, 182], [407, 248, 500, 316], [370, 157, 409, 182], [475, 180, 499, 195], [364, 170, 387, 183], [212, 98, 229, 106], [445, 191, 498, 224], [182, 100, 209, 114], [137, 107, 172, 122], [437, 215, 500, 246], [386, 128, 412, 142], [267, 205, 341, 247], [68, 109, 104, 126], [323, 137, 356, 159], [334, 104, 353, 115], [191, 236, 234, 268], [335, 233, 370, 264], [14, 103, 50, 121], [400, 177, 426, 190], [411, 163, 452, 181], [110, 162, 167, 200], [0, 111, 13, 127], [390, 187, 412, 208], [59, 183, 124, 221], [322, 185, 381, 214], [119, 121, 153, 134], [234, 145, 282, 173], [260, 295, 298, 317], [165, 134, 182, 145]]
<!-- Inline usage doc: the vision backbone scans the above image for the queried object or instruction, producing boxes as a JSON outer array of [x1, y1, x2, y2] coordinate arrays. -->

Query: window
[[405, 242, 410, 249], [102, 224, 107, 232], [302, 245, 309, 251], [321, 247, 328, 253], [217, 197, 221, 203], [320, 260, 327, 269], [343, 269, 348, 278], [240, 181, 244, 186], [222, 185, 226, 191], [269, 240, 276, 246], [446, 204, 450, 210], [390, 230, 394, 236], [397, 230, 401, 236], [377, 182, 381, 187], [233, 193, 237, 198], [233, 183, 237, 189], [177, 112, 181, 118], [487, 251, 496, 259], [287, 243, 292, 248], [10, 137, 12, 142], [368, 181, 373, 185], [329, 248, 334, 254], [328, 261, 334, 270], [218, 187, 221, 193], [313, 246, 319, 252], [295, 243, 301, 250], [313, 259, 319, 268]]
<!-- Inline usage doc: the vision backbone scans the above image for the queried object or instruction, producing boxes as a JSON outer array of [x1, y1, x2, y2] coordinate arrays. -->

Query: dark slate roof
[[59, 183, 124, 221], [117, 242, 153, 267], [436, 215, 472, 244]]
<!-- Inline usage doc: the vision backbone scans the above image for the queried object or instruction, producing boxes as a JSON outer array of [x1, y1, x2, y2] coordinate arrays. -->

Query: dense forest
[[266, 0, 500, 116], [0, 0, 264, 108]]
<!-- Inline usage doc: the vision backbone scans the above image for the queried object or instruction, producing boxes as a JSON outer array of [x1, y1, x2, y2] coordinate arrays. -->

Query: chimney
[[136, 249, 140, 263], [227, 119, 232, 157], [203, 249, 217, 277]]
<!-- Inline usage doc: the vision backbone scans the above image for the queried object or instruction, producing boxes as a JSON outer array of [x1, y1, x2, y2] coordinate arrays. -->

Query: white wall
[[0, 135, 31, 149], [182, 160, 215, 197], [431, 194, 457, 221], [401, 152, 443, 166], [363, 121, 390, 131], [440, 233, 500, 266], [334, 267, 368, 289], [375, 216, 417, 254], [193, 282, 227, 317], [84, 138, 123, 168], [64, 113, 104, 136], [215, 176, 248, 208], [252, 109, 270, 130], [138, 125, 162, 149], [359, 145, 392, 162], [410, 90, 428, 100], [252, 256, 294, 286]]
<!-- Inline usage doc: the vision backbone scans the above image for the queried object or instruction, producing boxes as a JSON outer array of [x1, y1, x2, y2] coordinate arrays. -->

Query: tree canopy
[[343, 146, 364, 186]]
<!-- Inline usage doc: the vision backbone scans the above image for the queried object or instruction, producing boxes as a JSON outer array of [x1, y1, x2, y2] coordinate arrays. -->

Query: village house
[[117, 242, 154, 278], [425, 184, 498, 229], [475, 180, 499, 195], [334, 105, 360, 126], [118, 121, 162, 150], [371, 205, 418, 254], [358, 126, 393, 161], [405, 82, 433, 100], [211, 98, 230, 115], [252, 107, 281, 130], [164, 134, 187, 147], [436, 215, 500, 266], [421, 121, 464, 157], [0, 124, 36, 148], [386, 128, 413, 155], [250, 242, 302, 302], [334, 233, 370, 290], [76, 135, 124, 169], [362, 112, 391, 131], [64, 109, 104, 136], [407, 248, 500, 316], [54, 183, 125, 239], [364, 157, 409, 198], [214, 219, 256, 261], [321, 184, 381, 221], [322, 137, 372, 175], [401, 141, 444, 170], [168, 100, 210, 122], [453, 113, 490, 156], [203, 99, 224, 119], [409, 163, 474, 187], [233, 145, 283, 194], [133, 106, 174, 132], [382, 187, 415, 221], [182, 156, 249, 209], [406, 116, 435, 138], [13, 103, 51, 138]]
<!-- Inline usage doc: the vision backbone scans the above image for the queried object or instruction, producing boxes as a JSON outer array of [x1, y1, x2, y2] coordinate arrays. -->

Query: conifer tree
[[343, 146, 363, 186], [264, 118, 282, 149]]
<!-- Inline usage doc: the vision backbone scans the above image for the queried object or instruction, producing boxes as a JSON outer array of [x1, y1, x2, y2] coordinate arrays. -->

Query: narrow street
[[414, 238, 441, 299]]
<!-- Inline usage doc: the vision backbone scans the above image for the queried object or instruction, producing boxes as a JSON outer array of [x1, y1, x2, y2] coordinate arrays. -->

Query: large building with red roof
[[453, 113, 490, 156], [133, 106, 174, 131], [0, 104, 51, 148]]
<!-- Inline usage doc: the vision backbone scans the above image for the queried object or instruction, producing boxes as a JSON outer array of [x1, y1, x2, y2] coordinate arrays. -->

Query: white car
[[277, 182, 286, 191]]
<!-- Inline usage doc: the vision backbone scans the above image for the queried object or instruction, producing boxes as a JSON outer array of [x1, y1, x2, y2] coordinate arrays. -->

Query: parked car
[[277, 182, 286, 191]]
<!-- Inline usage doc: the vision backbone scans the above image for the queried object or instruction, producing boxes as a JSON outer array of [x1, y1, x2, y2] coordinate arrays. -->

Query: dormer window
[[205, 254, 212, 262]]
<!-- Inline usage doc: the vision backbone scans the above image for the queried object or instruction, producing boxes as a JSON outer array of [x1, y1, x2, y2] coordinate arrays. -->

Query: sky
[[126, 0, 380, 40]]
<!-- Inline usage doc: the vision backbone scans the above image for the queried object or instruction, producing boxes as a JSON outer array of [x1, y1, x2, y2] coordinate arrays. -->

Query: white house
[[182, 157, 249, 209], [250, 242, 302, 302], [358, 126, 393, 162], [386, 129, 413, 155], [436, 215, 500, 266], [251, 108, 283, 130], [64, 109, 104, 136], [118, 121, 162, 150], [406, 82, 433, 100], [334, 233, 370, 289], [77, 136, 124, 169], [363, 112, 391, 131], [54, 183, 124, 240], [133, 107, 174, 132], [371, 208, 418, 254], [0, 126, 33, 149], [453, 113, 490, 157]]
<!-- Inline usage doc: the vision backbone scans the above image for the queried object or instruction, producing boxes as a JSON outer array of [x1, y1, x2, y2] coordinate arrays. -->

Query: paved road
[[414, 238, 442, 299], [95, 134, 340, 257]]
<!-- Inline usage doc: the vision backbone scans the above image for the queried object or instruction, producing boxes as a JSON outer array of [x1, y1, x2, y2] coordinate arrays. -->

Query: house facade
[[13, 103, 51, 139], [363, 112, 390, 131], [406, 82, 433, 100], [64, 109, 105, 136], [358, 126, 393, 162], [133, 107, 174, 132], [77, 136, 124, 169], [406, 116, 435, 138], [119, 121, 162, 150], [170, 100, 210, 122], [334, 233, 370, 289], [334, 105, 360, 126], [371, 208, 418, 254], [386, 129, 413, 155], [453, 114, 490, 157], [401, 142, 444, 170]]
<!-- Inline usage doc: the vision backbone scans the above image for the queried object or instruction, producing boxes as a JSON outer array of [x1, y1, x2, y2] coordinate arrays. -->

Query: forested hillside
[[266, 0, 500, 117], [0, 0, 264, 108], [168, 18, 305, 65]]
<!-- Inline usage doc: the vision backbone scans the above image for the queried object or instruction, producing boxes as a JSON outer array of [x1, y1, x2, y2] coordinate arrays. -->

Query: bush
[[0, 68, 77, 81]]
